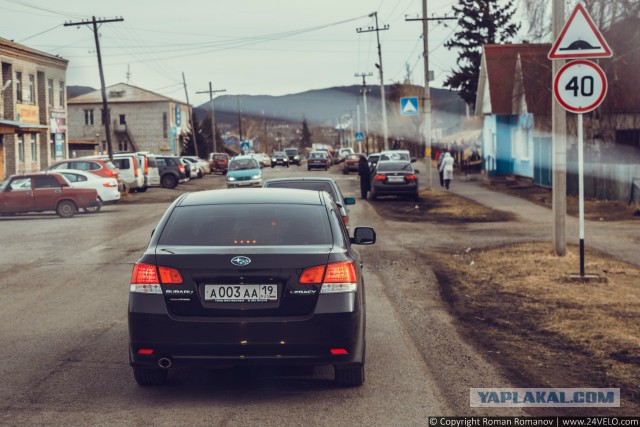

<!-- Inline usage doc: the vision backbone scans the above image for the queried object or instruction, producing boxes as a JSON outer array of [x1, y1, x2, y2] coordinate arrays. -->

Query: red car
[[0, 173, 100, 218], [208, 153, 229, 175], [47, 158, 123, 191], [342, 153, 362, 174]]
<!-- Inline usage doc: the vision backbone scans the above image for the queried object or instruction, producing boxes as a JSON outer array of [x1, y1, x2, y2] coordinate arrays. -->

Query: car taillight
[[299, 261, 357, 293], [405, 174, 417, 181], [131, 263, 158, 284], [133, 160, 139, 178], [374, 174, 386, 181], [158, 266, 182, 284], [143, 157, 148, 175], [105, 169, 115, 177], [103, 182, 117, 188], [179, 165, 185, 174], [299, 265, 325, 284], [342, 215, 348, 226], [130, 263, 182, 294]]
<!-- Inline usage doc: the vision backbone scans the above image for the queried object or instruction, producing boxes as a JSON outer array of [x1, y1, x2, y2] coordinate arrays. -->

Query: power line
[[16, 23, 62, 43]]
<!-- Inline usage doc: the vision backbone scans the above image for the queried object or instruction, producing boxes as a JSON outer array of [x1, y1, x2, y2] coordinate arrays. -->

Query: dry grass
[[433, 242, 640, 415], [371, 188, 513, 223]]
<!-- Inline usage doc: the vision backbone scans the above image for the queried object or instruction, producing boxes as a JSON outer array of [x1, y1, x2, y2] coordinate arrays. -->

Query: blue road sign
[[400, 97, 419, 116], [355, 132, 365, 142], [241, 141, 251, 154]]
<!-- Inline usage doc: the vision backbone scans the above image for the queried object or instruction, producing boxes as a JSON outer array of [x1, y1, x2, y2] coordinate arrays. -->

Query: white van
[[88, 153, 145, 192], [135, 152, 161, 190]]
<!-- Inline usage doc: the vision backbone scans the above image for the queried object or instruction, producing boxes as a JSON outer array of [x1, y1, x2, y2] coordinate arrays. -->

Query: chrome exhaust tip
[[158, 358, 172, 369]]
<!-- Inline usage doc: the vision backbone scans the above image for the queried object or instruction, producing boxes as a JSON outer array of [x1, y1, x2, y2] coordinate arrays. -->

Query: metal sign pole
[[578, 112, 585, 277]]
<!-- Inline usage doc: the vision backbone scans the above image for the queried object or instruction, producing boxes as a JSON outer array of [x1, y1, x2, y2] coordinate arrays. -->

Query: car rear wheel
[[56, 200, 77, 218], [137, 186, 148, 193], [161, 174, 177, 189], [334, 364, 364, 387], [133, 366, 168, 386]]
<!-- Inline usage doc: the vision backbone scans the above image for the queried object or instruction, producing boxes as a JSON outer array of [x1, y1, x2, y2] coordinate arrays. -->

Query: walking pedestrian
[[439, 152, 454, 190], [357, 154, 371, 199], [437, 150, 446, 187]]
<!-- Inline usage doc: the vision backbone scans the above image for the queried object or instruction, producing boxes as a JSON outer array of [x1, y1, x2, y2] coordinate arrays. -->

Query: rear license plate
[[204, 284, 278, 302], [388, 176, 404, 182]]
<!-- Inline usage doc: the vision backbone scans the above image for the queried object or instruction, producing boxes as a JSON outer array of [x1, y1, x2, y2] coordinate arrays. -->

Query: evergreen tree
[[301, 116, 312, 148], [444, 0, 520, 108]]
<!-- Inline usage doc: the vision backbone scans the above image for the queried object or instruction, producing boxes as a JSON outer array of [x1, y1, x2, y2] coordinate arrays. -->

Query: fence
[[567, 162, 640, 200]]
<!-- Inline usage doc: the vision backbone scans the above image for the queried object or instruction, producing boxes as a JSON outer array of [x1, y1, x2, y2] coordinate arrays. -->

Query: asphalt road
[[0, 163, 521, 426]]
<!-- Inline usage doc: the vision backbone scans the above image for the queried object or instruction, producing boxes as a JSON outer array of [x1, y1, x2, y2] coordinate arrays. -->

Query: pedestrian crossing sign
[[400, 97, 419, 116]]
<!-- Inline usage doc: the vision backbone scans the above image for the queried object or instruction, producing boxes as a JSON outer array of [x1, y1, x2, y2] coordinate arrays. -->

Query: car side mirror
[[351, 227, 376, 245], [414, 169, 420, 174], [344, 197, 356, 205]]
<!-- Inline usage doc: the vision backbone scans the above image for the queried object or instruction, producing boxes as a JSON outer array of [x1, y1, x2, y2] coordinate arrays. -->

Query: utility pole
[[65, 16, 124, 162], [406, 5, 455, 190], [357, 12, 390, 150], [196, 83, 226, 154], [126, 64, 131, 85], [355, 72, 372, 154], [552, 0, 567, 256], [182, 72, 198, 157], [236, 96, 243, 141]]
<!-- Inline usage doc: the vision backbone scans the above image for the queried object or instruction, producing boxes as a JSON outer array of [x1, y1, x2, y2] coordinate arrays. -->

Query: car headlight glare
[[227, 176, 236, 181], [252, 175, 260, 180]]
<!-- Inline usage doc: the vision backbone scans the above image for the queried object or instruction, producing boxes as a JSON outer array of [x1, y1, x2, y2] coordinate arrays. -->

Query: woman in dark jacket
[[357, 155, 371, 199]]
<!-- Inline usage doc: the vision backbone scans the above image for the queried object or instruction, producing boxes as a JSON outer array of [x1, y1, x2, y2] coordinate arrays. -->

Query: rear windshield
[[377, 161, 413, 172], [309, 152, 326, 159], [264, 181, 337, 201], [285, 149, 298, 155], [159, 204, 332, 246]]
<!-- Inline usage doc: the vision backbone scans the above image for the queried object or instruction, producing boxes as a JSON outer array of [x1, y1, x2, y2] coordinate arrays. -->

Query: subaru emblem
[[231, 256, 251, 267]]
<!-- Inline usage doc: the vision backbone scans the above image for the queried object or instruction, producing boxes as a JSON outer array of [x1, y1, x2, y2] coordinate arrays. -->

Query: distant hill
[[195, 85, 466, 128], [67, 85, 95, 99]]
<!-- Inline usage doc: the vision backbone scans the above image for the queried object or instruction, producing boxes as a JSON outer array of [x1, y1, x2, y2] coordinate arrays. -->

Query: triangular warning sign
[[549, 3, 613, 60]]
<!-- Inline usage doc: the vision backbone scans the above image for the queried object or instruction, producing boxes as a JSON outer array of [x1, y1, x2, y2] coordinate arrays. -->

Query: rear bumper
[[372, 182, 418, 195], [128, 293, 364, 368], [227, 178, 262, 188], [308, 162, 328, 169]]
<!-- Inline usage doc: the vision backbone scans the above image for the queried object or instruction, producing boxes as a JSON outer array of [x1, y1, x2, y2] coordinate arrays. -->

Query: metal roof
[[67, 83, 190, 106]]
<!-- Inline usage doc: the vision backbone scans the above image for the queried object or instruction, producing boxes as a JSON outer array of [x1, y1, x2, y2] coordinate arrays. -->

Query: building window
[[31, 133, 37, 162], [118, 141, 128, 152], [50, 134, 55, 161], [17, 134, 24, 162], [48, 79, 53, 106], [59, 81, 65, 107], [101, 109, 111, 125], [84, 110, 94, 125], [28, 75, 35, 103], [163, 112, 168, 138], [119, 114, 126, 125], [15, 72, 22, 102]]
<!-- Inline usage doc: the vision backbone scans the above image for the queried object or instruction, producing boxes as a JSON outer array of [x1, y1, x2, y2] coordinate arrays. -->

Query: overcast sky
[[3, 0, 497, 106]]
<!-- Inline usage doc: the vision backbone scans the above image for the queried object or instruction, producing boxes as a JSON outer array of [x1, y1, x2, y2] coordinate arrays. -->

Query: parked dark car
[[370, 160, 420, 201], [307, 151, 330, 170], [284, 148, 301, 166], [0, 173, 100, 218], [208, 152, 229, 175], [263, 177, 356, 228], [128, 188, 375, 387], [270, 152, 289, 167], [155, 156, 188, 189], [342, 153, 361, 174]]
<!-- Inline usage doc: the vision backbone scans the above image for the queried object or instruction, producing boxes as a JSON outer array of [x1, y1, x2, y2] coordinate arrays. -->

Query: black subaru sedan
[[128, 188, 375, 387]]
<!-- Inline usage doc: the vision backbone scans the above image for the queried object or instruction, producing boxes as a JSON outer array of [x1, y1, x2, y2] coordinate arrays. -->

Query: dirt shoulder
[[370, 187, 514, 223], [431, 242, 640, 415], [482, 177, 640, 222]]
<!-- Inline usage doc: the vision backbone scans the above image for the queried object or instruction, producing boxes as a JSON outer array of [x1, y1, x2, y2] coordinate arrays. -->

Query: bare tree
[[520, 0, 640, 42]]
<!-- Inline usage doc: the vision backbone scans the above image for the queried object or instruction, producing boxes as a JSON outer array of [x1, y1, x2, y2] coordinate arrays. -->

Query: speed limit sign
[[553, 60, 607, 113]]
